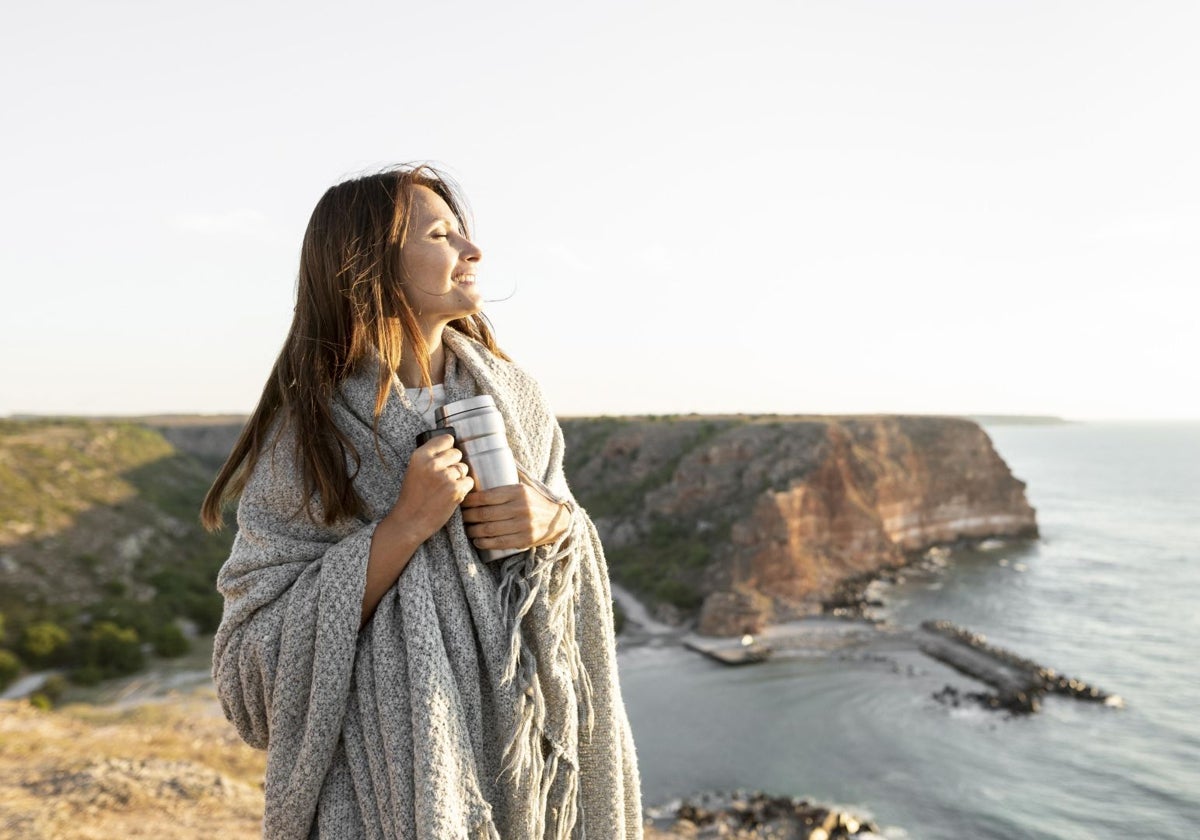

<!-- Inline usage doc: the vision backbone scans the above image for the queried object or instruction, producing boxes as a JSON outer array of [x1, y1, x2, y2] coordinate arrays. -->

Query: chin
[[450, 308, 482, 325]]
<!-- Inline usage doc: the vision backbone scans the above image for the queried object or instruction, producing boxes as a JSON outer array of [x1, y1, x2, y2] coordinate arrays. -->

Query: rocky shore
[[645, 791, 886, 839]]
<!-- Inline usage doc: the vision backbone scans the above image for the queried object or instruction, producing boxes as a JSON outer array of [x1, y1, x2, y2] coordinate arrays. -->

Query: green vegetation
[[561, 416, 622, 477], [80, 621, 145, 678], [20, 621, 71, 667], [560, 417, 740, 616], [607, 517, 730, 612], [29, 674, 67, 709], [0, 419, 233, 690], [81, 619, 145, 681], [0, 649, 19, 691], [151, 623, 190, 658], [567, 419, 725, 519], [0, 419, 173, 528]]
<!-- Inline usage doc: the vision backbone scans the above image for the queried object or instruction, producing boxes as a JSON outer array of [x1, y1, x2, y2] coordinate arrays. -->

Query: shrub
[[21, 621, 71, 667], [653, 579, 704, 611], [29, 693, 53, 711], [0, 649, 20, 691], [152, 623, 190, 658], [612, 600, 626, 635], [89, 597, 159, 640], [39, 674, 67, 704], [183, 593, 224, 634], [81, 621, 144, 678], [70, 665, 103, 686]]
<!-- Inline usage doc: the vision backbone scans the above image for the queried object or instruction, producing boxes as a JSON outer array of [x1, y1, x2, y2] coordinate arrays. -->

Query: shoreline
[[616, 534, 1114, 718]]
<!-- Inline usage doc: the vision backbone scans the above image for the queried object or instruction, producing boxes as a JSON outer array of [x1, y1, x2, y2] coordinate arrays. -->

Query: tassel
[[538, 749, 559, 830], [499, 676, 537, 780], [554, 759, 581, 840], [493, 496, 591, 838], [538, 744, 582, 840]]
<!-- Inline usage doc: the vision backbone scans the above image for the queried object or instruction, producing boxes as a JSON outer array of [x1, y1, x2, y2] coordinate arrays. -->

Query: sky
[[2, 1, 1197, 421]]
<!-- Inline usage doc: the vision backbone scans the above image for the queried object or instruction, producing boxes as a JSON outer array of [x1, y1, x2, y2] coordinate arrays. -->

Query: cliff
[[0, 413, 1036, 670], [559, 414, 1037, 635]]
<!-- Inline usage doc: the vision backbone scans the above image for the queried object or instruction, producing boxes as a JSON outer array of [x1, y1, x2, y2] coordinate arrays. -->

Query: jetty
[[683, 634, 774, 666], [913, 619, 1122, 714]]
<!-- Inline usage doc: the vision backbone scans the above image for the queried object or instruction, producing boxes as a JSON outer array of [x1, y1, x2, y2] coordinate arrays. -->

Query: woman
[[201, 165, 643, 839]]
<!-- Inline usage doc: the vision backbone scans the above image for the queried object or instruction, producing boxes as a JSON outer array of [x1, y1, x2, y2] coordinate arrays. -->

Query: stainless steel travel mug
[[434, 395, 521, 562]]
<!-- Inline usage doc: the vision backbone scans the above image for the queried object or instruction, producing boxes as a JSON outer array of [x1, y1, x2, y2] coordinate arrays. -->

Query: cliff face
[[0, 414, 1035, 651], [560, 415, 1037, 636]]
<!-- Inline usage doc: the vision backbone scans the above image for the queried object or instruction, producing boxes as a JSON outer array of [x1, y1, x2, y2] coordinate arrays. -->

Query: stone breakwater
[[560, 414, 1038, 635], [916, 619, 1122, 715]]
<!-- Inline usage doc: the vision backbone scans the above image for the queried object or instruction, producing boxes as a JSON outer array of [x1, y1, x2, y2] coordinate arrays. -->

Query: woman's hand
[[384, 434, 474, 543], [361, 436, 469, 630], [460, 483, 569, 553]]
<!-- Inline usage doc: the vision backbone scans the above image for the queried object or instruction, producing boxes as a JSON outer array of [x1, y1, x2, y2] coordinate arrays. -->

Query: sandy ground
[[0, 692, 266, 840]]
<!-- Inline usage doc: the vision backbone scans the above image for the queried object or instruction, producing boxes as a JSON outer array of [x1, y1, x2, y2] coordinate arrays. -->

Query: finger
[[430, 448, 465, 470], [461, 497, 526, 522], [448, 473, 473, 500], [466, 519, 525, 539], [418, 433, 457, 455], [460, 484, 523, 508], [472, 531, 529, 551]]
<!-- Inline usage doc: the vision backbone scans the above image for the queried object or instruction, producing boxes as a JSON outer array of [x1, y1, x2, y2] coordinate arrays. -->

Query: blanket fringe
[[545, 516, 595, 738], [536, 745, 582, 840], [494, 510, 593, 838], [472, 818, 503, 840]]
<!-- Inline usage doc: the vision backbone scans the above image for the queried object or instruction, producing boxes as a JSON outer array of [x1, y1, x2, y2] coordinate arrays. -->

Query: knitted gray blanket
[[212, 327, 642, 839]]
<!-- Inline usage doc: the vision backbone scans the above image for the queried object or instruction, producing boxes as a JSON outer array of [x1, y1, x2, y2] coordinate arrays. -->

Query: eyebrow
[[429, 216, 460, 229]]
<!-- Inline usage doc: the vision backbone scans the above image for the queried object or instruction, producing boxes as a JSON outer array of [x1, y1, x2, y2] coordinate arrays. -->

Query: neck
[[396, 321, 449, 388]]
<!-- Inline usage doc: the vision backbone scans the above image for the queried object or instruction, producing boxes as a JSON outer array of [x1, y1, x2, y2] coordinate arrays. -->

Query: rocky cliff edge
[[560, 415, 1037, 636]]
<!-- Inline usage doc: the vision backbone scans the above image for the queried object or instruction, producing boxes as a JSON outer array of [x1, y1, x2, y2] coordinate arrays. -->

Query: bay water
[[618, 421, 1200, 839]]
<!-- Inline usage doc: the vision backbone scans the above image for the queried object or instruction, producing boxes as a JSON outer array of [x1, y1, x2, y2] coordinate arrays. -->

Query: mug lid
[[435, 394, 496, 421]]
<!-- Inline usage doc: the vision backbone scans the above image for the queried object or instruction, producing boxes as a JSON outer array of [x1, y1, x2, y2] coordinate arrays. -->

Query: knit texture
[[212, 327, 643, 839]]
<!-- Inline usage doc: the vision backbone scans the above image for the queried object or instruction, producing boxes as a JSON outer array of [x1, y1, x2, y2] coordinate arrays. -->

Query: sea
[[617, 421, 1200, 840]]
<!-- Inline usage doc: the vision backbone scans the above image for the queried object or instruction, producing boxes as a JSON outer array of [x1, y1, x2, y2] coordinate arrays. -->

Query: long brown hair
[[200, 164, 509, 531]]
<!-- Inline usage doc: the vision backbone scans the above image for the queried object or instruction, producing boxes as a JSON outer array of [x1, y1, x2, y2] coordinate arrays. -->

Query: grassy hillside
[[0, 418, 235, 693]]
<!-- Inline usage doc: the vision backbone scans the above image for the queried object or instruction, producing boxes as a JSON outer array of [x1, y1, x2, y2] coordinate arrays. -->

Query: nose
[[461, 236, 482, 263]]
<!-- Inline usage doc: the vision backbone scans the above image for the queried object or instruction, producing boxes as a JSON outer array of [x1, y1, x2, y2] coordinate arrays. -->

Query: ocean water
[[618, 422, 1200, 840]]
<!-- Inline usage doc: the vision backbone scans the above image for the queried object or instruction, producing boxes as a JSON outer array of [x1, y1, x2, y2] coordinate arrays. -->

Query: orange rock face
[[562, 415, 1038, 637], [702, 418, 1036, 633]]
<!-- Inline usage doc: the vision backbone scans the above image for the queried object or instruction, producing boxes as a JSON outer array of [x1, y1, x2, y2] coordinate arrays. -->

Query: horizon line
[[3, 410, 1199, 424]]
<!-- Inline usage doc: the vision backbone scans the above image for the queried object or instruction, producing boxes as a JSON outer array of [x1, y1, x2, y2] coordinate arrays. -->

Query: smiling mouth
[[454, 274, 477, 285]]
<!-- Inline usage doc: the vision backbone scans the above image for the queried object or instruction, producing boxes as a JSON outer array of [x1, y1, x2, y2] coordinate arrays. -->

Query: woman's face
[[399, 185, 483, 332]]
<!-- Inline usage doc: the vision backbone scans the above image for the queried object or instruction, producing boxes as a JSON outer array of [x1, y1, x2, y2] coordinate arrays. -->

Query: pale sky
[[2, 1, 1197, 421]]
